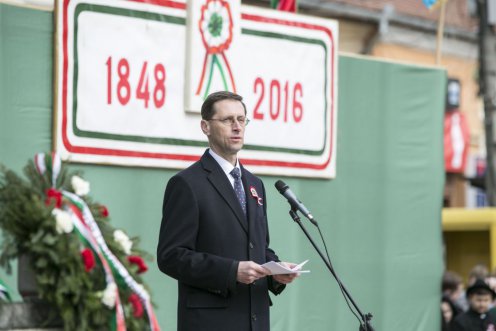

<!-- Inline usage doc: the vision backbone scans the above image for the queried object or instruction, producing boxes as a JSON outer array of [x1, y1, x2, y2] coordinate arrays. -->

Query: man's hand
[[272, 262, 300, 284], [237, 261, 270, 284]]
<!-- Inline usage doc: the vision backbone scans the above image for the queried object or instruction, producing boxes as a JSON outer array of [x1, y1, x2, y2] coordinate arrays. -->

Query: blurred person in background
[[443, 270, 468, 313], [442, 295, 460, 331], [486, 269, 496, 309], [468, 265, 490, 286], [449, 279, 496, 331]]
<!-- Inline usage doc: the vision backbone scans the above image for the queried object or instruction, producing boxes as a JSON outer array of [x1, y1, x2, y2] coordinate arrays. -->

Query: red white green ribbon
[[34, 152, 62, 188], [196, 0, 236, 98], [63, 192, 160, 331], [65, 202, 126, 331]]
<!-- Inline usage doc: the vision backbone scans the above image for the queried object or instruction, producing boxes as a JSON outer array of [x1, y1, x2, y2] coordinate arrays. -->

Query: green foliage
[[0, 159, 155, 331]]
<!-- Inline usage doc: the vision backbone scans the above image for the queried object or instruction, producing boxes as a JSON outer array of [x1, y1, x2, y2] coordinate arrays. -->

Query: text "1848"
[[106, 57, 166, 109]]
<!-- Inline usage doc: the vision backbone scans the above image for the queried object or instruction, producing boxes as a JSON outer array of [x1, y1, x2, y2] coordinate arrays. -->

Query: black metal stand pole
[[478, 0, 496, 206], [288, 209, 375, 331]]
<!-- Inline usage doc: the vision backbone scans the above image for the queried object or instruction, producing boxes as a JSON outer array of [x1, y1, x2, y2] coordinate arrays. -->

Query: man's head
[[468, 264, 489, 286], [200, 91, 249, 165], [442, 271, 464, 303], [466, 278, 496, 314]]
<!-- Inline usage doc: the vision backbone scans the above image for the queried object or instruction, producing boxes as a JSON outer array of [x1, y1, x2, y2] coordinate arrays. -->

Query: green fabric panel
[[0, 4, 53, 167], [0, 4, 445, 330]]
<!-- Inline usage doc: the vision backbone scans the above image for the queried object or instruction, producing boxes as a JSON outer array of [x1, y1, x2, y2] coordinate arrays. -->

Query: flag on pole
[[423, 0, 448, 10], [271, 0, 297, 12], [423, 0, 437, 9]]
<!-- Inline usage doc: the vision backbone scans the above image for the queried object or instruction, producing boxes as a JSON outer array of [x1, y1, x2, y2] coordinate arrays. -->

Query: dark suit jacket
[[157, 150, 285, 331]]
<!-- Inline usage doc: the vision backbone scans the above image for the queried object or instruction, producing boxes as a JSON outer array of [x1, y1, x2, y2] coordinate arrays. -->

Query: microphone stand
[[288, 208, 375, 331]]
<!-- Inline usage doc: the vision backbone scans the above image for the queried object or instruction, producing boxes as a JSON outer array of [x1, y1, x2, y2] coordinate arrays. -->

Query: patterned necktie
[[230, 167, 246, 216]]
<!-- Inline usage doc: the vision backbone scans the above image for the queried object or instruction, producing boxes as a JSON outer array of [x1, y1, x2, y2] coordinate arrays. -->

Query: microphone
[[275, 180, 317, 225]]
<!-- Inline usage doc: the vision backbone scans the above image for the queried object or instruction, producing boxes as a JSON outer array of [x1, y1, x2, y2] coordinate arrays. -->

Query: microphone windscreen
[[275, 180, 288, 193]]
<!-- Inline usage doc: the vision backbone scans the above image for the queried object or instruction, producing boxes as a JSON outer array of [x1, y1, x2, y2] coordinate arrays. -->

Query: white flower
[[101, 282, 117, 308], [52, 208, 74, 234], [113, 229, 133, 255], [71, 175, 90, 196]]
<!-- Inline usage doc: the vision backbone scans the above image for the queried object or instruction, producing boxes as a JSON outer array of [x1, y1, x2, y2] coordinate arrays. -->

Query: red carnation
[[127, 255, 148, 274], [128, 293, 144, 318], [45, 188, 62, 208], [81, 248, 96, 272], [99, 205, 109, 218]]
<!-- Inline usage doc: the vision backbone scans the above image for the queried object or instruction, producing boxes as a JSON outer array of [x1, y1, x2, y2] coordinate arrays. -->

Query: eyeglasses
[[207, 117, 250, 127]]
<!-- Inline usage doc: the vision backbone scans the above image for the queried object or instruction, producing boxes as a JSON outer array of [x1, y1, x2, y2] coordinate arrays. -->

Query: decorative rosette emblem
[[196, 0, 237, 97], [199, 0, 233, 54]]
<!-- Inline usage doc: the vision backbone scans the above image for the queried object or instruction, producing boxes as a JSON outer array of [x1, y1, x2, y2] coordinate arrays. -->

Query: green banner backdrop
[[0, 4, 445, 330]]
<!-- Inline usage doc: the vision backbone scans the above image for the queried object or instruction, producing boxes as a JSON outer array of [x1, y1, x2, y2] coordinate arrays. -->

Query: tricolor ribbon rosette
[[196, 0, 237, 97], [249, 186, 263, 206]]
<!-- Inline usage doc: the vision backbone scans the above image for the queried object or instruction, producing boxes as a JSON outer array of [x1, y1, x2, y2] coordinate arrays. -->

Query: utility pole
[[479, 0, 496, 205]]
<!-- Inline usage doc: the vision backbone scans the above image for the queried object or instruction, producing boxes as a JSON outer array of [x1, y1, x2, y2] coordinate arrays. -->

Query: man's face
[[469, 293, 493, 314], [201, 99, 246, 163], [450, 283, 464, 302]]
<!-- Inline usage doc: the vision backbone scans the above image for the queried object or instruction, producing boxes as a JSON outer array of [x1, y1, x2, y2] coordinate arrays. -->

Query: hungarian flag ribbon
[[34, 152, 61, 188], [64, 192, 161, 331], [65, 202, 126, 331]]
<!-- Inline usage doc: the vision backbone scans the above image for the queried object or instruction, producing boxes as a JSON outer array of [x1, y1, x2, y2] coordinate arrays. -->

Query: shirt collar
[[208, 149, 241, 178]]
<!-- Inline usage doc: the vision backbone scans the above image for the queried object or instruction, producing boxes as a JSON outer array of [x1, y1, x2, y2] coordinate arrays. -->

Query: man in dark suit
[[157, 91, 298, 331]]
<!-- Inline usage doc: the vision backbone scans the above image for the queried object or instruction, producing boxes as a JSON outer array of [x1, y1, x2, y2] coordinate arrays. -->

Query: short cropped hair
[[470, 288, 493, 297], [200, 91, 247, 120], [469, 264, 489, 281]]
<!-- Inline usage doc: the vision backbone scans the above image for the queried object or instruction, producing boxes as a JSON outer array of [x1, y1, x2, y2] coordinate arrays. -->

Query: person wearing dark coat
[[442, 295, 460, 331], [449, 278, 496, 331], [157, 91, 299, 331]]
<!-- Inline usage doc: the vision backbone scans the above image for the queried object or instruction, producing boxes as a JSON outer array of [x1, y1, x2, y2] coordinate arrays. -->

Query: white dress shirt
[[208, 149, 243, 189]]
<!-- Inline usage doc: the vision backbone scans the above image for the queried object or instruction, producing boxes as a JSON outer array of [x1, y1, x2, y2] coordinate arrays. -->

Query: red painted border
[[129, 0, 186, 9], [60, 1, 335, 170]]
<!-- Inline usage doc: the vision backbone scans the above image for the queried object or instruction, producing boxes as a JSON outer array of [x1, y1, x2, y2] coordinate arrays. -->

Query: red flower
[[81, 248, 96, 272], [128, 293, 143, 318], [127, 255, 148, 274], [45, 188, 62, 208], [99, 205, 109, 218]]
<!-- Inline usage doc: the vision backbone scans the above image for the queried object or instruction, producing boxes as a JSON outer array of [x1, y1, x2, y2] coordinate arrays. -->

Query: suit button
[[252, 314, 257, 321], [249, 242, 254, 249]]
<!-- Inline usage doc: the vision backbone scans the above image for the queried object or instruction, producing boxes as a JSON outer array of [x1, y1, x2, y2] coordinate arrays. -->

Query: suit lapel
[[201, 151, 249, 234]]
